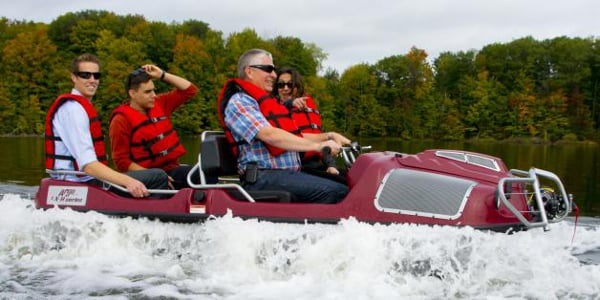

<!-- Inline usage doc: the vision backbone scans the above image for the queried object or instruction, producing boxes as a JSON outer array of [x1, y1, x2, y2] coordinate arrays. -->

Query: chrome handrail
[[186, 131, 257, 203], [45, 169, 177, 195], [496, 167, 571, 231], [185, 161, 256, 203]]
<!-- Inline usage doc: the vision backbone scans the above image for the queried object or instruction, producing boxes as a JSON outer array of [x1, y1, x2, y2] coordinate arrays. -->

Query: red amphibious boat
[[35, 131, 573, 232]]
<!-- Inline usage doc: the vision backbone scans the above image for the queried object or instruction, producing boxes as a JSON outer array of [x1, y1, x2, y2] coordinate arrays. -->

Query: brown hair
[[70, 53, 100, 73]]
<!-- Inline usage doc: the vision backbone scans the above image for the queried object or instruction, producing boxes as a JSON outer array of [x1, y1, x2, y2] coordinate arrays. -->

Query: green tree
[[319, 68, 345, 132], [460, 71, 508, 139], [0, 18, 43, 54], [545, 37, 595, 138], [271, 36, 319, 77], [0, 10, 599, 140], [0, 82, 16, 133], [507, 74, 538, 137], [590, 39, 600, 134], [223, 29, 272, 77], [306, 42, 328, 74], [123, 20, 176, 69], [48, 10, 122, 56], [373, 55, 413, 137], [476, 37, 544, 91], [433, 50, 477, 101], [372, 47, 434, 138], [339, 64, 385, 136], [169, 33, 220, 134], [535, 92, 570, 141], [303, 75, 342, 134], [417, 92, 464, 140], [175, 20, 211, 39], [1, 28, 60, 134], [202, 29, 227, 76], [95, 29, 147, 120]]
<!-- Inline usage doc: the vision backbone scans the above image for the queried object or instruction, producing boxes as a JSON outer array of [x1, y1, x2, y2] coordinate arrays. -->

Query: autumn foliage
[[1, 11, 599, 142]]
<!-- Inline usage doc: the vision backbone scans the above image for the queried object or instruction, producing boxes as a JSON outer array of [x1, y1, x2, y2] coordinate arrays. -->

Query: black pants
[[90, 168, 169, 197], [301, 160, 347, 185], [167, 165, 198, 189]]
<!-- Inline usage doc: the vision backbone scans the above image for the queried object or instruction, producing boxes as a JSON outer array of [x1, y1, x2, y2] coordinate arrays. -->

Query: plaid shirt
[[224, 91, 301, 173]]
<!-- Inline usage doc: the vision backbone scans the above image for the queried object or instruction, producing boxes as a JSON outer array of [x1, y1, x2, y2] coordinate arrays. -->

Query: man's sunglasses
[[277, 81, 294, 89], [75, 72, 101, 80], [130, 68, 146, 76], [249, 64, 276, 73]]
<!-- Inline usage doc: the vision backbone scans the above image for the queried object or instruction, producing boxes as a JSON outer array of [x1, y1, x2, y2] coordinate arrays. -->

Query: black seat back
[[201, 131, 237, 177], [199, 131, 293, 203]]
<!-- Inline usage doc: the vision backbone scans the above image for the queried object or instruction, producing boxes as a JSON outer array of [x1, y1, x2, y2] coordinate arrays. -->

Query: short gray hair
[[237, 49, 272, 79]]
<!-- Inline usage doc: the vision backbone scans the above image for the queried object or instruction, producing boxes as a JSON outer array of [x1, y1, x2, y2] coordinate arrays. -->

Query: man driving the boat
[[217, 48, 350, 204], [45, 53, 168, 198], [109, 64, 200, 189]]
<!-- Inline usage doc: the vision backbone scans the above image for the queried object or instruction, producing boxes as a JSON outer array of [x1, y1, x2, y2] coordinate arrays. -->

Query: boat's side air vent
[[374, 169, 476, 220], [435, 150, 501, 172]]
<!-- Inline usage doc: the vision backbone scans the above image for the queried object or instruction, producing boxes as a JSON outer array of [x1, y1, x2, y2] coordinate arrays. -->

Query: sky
[[1, 0, 598, 73]]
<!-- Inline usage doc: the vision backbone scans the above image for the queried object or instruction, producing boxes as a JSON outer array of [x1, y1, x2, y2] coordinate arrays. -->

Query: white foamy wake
[[1, 194, 599, 299]]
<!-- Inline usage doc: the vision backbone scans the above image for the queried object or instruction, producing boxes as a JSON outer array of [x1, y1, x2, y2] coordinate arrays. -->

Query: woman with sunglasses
[[273, 67, 347, 184]]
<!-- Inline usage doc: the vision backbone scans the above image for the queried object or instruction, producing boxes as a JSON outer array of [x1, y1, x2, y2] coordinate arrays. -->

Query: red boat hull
[[35, 150, 535, 232]]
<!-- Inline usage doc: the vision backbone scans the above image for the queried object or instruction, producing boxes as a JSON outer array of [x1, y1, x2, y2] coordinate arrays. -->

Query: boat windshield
[[435, 150, 501, 172]]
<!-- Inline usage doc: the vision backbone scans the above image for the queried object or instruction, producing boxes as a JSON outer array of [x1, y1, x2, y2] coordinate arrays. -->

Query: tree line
[[1, 10, 599, 142]]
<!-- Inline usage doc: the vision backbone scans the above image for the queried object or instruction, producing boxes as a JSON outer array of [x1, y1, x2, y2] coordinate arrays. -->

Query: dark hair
[[124, 68, 152, 96], [273, 67, 305, 97], [70, 53, 100, 73]]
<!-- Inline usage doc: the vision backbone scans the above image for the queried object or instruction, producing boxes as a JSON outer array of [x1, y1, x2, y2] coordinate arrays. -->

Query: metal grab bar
[[186, 157, 256, 203], [341, 144, 372, 167], [45, 169, 178, 195], [496, 167, 572, 231]]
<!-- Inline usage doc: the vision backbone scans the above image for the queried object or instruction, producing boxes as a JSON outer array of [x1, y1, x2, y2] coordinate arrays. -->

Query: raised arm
[[141, 64, 191, 90]]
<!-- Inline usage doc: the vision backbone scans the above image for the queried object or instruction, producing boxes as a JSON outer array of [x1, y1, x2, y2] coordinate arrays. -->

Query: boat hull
[[35, 150, 540, 232]]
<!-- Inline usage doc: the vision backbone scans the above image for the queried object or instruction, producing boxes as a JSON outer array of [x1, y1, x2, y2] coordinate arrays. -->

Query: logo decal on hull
[[48, 186, 88, 206]]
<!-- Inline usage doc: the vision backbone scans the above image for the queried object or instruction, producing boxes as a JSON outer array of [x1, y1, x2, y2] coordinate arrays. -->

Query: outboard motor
[[532, 187, 569, 221]]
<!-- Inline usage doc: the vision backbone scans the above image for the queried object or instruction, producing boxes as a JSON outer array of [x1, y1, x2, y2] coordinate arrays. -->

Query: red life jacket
[[110, 103, 186, 169], [45, 94, 108, 170], [217, 78, 300, 157], [290, 96, 322, 134], [289, 96, 323, 161]]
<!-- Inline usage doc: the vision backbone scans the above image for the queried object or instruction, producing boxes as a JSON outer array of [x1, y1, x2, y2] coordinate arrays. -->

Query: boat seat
[[200, 131, 293, 203]]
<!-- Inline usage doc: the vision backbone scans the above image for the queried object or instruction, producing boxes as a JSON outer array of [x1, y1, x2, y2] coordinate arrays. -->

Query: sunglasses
[[249, 64, 276, 73], [75, 71, 101, 80], [130, 68, 146, 76], [277, 81, 294, 89]]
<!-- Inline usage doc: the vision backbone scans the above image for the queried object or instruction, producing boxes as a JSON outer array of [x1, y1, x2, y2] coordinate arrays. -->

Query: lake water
[[2, 136, 599, 217], [1, 137, 600, 298]]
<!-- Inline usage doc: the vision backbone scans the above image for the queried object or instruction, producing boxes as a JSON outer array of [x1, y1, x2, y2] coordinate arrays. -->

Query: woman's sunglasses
[[277, 81, 294, 89], [249, 64, 276, 73], [75, 72, 102, 80]]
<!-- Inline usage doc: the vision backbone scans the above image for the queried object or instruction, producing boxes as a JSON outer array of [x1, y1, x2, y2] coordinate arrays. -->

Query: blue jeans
[[243, 170, 348, 204]]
